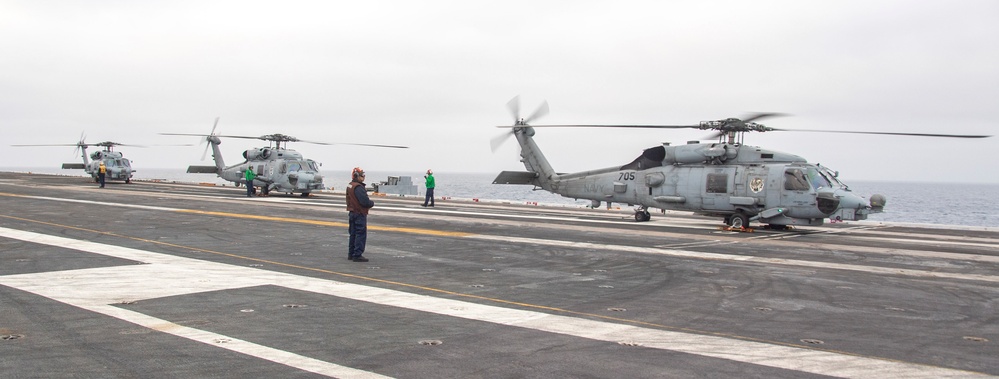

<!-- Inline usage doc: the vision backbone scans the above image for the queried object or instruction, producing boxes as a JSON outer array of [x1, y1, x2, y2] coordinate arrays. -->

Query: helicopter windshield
[[805, 167, 832, 189], [307, 160, 320, 171], [287, 161, 306, 172]]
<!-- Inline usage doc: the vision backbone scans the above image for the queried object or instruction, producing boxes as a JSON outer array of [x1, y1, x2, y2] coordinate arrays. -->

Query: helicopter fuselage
[[62, 148, 134, 183], [496, 126, 885, 228], [192, 143, 325, 196]]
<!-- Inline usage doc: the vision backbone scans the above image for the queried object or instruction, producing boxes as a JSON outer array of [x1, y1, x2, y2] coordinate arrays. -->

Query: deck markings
[[0, 227, 990, 378], [2, 191, 998, 282]]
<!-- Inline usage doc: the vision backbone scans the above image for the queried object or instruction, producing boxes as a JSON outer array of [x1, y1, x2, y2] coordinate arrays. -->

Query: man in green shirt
[[244, 167, 256, 197], [421, 169, 435, 207]]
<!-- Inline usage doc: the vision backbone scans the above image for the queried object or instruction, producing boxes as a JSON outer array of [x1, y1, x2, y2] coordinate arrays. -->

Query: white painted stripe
[[0, 227, 989, 378], [468, 234, 999, 283], [94, 305, 392, 379]]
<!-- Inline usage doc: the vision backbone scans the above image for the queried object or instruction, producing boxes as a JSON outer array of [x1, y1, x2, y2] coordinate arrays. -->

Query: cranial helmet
[[352, 167, 365, 179], [427, 169, 433, 174]]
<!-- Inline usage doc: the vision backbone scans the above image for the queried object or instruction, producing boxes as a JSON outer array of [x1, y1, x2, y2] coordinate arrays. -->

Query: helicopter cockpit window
[[784, 169, 810, 191], [817, 167, 843, 187], [287, 162, 304, 172], [806, 167, 832, 189], [307, 160, 320, 171]]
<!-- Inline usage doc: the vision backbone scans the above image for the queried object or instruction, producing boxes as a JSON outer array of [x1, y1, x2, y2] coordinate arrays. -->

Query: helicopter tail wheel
[[728, 212, 750, 230]]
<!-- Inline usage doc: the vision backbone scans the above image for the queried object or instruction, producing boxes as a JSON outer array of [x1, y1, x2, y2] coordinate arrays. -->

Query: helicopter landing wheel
[[125, 178, 131, 184], [300, 192, 310, 197], [728, 213, 749, 229], [634, 210, 651, 222]]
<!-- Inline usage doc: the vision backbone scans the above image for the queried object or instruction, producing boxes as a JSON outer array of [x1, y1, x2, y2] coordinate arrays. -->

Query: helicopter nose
[[837, 192, 868, 210], [870, 193, 887, 210], [295, 172, 324, 190], [816, 192, 839, 215]]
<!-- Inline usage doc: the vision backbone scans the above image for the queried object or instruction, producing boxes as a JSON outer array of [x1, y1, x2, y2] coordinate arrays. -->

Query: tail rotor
[[492, 96, 548, 153], [201, 117, 220, 161], [73, 131, 87, 158]]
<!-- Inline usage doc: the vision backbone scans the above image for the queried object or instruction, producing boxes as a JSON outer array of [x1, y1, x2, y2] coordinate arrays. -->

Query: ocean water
[[3, 167, 997, 229]]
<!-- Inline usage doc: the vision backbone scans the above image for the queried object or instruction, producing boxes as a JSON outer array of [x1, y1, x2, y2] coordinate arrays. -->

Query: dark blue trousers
[[348, 212, 367, 258], [98, 173, 105, 188], [423, 187, 435, 206]]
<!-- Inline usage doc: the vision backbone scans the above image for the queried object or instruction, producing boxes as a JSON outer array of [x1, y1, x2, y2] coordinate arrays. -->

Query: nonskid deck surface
[[1, 172, 997, 378]]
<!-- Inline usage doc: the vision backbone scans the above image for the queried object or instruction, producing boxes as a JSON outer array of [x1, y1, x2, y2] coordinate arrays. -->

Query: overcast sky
[[2, 0, 997, 184]]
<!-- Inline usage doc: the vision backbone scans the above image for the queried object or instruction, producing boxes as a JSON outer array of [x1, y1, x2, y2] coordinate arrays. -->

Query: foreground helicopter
[[162, 118, 408, 196], [13, 136, 139, 184], [492, 97, 992, 229]]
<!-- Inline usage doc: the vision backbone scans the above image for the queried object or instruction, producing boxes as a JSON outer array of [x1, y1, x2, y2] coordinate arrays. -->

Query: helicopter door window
[[706, 174, 728, 193], [279, 162, 287, 174], [257, 165, 264, 175], [784, 169, 810, 191]]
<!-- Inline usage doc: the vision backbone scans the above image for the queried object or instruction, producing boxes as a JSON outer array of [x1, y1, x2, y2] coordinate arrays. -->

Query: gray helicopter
[[492, 97, 992, 229], [162, 118, 407, 196], [13, 135, 138, 183]]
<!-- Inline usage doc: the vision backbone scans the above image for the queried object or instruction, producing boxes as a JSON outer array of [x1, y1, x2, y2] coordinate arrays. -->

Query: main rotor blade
[[768, 128, 992, 139], [162, 133, 270, 141], [498, 124, 701, 129], [332, 142, 409, 148], [741, 112, 787, 123], [11, 143, 84, 147]]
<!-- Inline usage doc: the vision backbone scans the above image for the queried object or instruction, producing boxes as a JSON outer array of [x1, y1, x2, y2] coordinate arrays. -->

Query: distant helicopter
[[162, 118, 408, 196], [492, 97, 992, 229], [12, 135, 140, 184]]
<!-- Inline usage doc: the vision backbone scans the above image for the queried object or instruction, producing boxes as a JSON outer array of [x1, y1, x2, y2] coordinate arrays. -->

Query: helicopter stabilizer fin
[[493, 171, 538, 185]]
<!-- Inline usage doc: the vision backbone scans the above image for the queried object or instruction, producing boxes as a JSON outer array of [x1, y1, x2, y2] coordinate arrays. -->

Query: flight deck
[[1, 172, 997, 378]]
